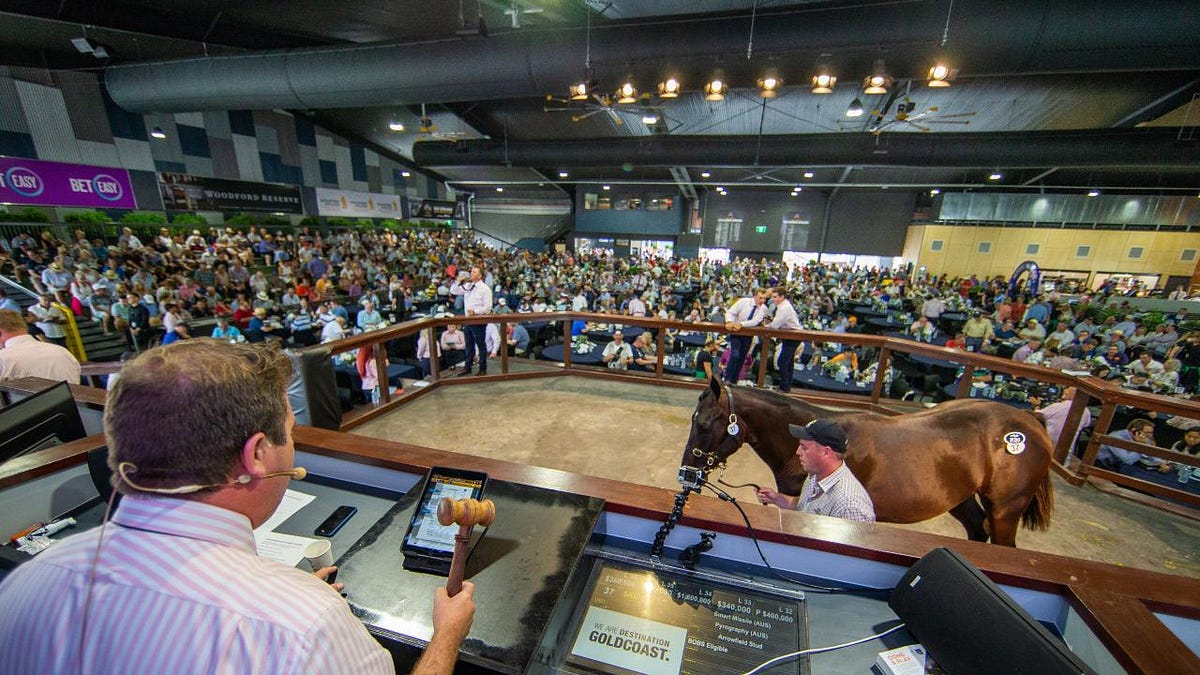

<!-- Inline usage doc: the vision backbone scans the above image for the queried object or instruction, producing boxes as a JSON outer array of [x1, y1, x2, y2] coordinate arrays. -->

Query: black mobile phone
[[401, 467, 488, 572], [314, 505, 358, 537]]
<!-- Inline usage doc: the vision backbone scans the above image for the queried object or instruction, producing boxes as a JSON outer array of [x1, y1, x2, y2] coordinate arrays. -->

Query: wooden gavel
[[436, 497, 495, 597]]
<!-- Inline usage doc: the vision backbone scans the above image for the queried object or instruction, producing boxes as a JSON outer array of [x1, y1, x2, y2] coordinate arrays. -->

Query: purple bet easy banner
[[0, 157, 138, 209]]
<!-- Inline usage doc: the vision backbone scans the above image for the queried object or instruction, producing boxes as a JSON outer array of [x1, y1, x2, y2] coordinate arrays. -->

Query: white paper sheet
[[253, 490, 318, 566]]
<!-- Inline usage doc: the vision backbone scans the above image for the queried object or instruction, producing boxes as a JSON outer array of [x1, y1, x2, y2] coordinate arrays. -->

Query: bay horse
[[680, 378, 1053, 546]]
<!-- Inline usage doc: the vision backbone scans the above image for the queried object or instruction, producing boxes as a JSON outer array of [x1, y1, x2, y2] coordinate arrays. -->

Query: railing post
[[756, 334, 770, 388], [1054, 390, 1092, 466], [655, 324, 666, 378], [429, 325, 441, 382], [374, 340, 390, 405], [871, 347, 892, 404], [1080, 400, 1118, 473], [500, 319, 509, 375], [562, 316, 572, 370]]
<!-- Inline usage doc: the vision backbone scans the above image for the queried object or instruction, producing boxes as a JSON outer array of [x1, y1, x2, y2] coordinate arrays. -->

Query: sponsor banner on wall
[[158, 172, 303, 213], [0, 156, 138, 209], [409, 197, 468, 220], [314, 188, 403, 218]]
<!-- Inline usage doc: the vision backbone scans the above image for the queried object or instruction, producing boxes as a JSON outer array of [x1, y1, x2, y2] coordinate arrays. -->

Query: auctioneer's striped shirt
[[0, 495, 393, 674]]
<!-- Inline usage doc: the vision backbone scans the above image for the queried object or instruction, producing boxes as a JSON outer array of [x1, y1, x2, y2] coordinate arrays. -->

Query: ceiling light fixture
[[388, 119, 405, 132], [704, 76, 726, 101], [794, 185, 803, 192], [989, 171, 1003, 181], [845, 98, 865, 117], [602, 184, 611, 190], [930, 188, 941, 195], [558, 170, 569, 178], [496, 187, 504, 192], [927, 62, 953, 87], [803, 171, 814, 179], [569, 81, 589, 101], [700, 171, 711, 178], [756, 73, 782, 99], [1087, 189, 1101, 197], [811, 72, 836, 94], [657, 77, 681, 98], [401, 171, 411, 178], [150, 127, 167, 140], [862, 59, 893, 94], [615, 81, 638, 104], [641, 114, 659, 125]]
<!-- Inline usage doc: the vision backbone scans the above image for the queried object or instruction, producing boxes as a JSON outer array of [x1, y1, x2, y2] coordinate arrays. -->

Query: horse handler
[[757, 419, 876, 522]]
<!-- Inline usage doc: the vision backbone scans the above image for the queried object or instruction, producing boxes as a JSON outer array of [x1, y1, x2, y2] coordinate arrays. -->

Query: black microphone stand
[[650, 481, 701, 559]]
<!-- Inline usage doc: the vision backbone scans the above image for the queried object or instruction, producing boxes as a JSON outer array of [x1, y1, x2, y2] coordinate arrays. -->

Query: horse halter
[[691, 384, 745, 469]]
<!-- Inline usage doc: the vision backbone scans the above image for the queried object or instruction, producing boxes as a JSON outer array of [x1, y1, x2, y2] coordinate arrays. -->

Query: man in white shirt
[[723, 290, 768, 383], [626, 292, 647, 318], [921, 295, 946, 320], [0, 310, 80, 383], [27, 294, 68, 346], [0, 340, 475, 674], [451, 267, 494, 376], [768, 287, 801, 393], [601, 331, 633, 370]]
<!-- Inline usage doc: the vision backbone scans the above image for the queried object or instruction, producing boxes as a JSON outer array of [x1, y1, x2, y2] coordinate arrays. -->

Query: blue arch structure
[[1008, 261, 1041, 299]]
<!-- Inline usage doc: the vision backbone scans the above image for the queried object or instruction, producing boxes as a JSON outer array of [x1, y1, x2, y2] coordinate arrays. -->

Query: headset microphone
[[118, 463, 307, 494]]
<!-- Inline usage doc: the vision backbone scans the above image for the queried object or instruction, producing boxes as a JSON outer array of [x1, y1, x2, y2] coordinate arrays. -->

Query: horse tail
[[1021, 470, 1054, 532]]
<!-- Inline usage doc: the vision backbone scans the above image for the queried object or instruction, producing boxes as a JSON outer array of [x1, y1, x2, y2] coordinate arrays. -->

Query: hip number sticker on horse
[[1003, 431, 1026, 455]]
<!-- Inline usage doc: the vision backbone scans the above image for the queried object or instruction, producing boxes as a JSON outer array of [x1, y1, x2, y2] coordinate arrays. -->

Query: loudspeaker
[[889, 547, 1094, 675]]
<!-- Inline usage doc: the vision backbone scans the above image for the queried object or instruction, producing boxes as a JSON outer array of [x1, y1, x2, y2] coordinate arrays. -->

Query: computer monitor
[[0, 381, 87, 465]]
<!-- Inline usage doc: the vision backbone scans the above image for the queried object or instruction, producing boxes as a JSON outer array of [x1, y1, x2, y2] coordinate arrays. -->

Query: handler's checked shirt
[[798, 462, 876, 522]]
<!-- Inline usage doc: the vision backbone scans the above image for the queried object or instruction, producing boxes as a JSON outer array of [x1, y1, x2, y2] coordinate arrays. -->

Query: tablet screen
[[402, 470, 487, 556]]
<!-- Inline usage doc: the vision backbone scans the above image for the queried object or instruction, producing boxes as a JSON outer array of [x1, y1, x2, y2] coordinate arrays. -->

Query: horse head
[[680, 376, 747, 474]]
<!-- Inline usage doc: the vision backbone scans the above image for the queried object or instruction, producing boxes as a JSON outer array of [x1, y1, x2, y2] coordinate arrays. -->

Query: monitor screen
[[0, 381, 87, 465]]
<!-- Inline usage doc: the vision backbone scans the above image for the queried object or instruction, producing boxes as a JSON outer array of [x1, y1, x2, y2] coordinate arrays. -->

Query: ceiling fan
[[412, 103, 473, 140], [544, 90, 664, 127], [868, 97, 977, 135]]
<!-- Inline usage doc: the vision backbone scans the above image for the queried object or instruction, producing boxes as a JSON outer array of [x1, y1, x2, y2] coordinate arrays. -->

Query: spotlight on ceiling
[[756, 74, 782, 99], [794, 185, 803, 192], [704, 77, 726, 101], [569, 81, 589, 101], [150, 127, 167, 140], [803, 171, 814, 179], [496, 187, 504, 192], [989, 171, 1003, 181], [862, 59, 893, 94], [811, 72, 836, 94], [1087, 189, 1101, 197], [657, 77, 681, 98], [930, 188, 941, 195], [401, 171, 411, 178], [642, 114, 659, 125], [558, 170, 569, 178], [388, 119, 405, 132], [700, 171, 711, 179], [602, 184, 611, 190], [845, 98, 864, 117], [616, 81, 638, 104], [927, 62, 954, 87]]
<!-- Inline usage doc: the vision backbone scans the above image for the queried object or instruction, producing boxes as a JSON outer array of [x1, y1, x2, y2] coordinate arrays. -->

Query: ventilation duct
[[105, 1, 1199, 113], [413, 129, 1196, 169]]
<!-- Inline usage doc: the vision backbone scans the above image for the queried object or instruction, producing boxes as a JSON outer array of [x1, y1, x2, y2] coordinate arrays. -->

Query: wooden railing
[[310, 312, 1200, 510]]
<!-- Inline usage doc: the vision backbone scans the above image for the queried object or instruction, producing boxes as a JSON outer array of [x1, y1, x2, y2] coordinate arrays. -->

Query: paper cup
[[304, 539, 334, 570]]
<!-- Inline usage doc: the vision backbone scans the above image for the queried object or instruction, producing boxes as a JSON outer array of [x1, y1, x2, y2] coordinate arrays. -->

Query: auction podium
[[335, 477, 816, 675]]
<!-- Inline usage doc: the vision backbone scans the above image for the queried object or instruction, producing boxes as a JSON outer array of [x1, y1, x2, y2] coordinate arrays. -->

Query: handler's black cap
[[788, 419, 847, 453]]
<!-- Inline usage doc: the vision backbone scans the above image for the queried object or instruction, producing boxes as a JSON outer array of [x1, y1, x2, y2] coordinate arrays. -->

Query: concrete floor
[[352, 376, 1200, 579]]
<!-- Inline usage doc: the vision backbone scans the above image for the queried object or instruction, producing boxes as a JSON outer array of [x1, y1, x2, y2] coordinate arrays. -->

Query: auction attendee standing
[[768, 287, 801, 393], [723, 289, 768, 383], [454, 266, 493, 375], [28, 294, 67, 347]]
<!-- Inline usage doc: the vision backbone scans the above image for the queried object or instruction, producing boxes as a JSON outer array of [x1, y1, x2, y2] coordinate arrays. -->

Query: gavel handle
[[446, 523, 471, 597]]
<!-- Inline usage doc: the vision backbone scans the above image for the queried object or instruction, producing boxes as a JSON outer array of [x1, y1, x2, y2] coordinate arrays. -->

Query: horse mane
[[728, 385, 835, 419]]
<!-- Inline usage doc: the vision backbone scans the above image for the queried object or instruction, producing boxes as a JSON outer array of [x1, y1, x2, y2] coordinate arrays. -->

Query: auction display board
[[561, 560, 807, 675]]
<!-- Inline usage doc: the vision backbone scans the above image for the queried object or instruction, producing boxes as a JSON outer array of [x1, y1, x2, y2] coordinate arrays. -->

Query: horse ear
[[709, 375, 722, 399]]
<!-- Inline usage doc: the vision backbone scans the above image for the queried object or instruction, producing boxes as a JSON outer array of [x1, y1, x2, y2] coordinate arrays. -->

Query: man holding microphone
[[452, 266, 494, 376]]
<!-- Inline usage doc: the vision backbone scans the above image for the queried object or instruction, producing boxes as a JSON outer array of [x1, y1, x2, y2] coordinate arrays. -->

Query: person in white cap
[[756, 419, 875, 522]]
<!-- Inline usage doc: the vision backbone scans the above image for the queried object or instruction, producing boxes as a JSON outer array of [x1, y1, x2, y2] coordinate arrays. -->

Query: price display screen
[[566, 562, 806, 675]]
